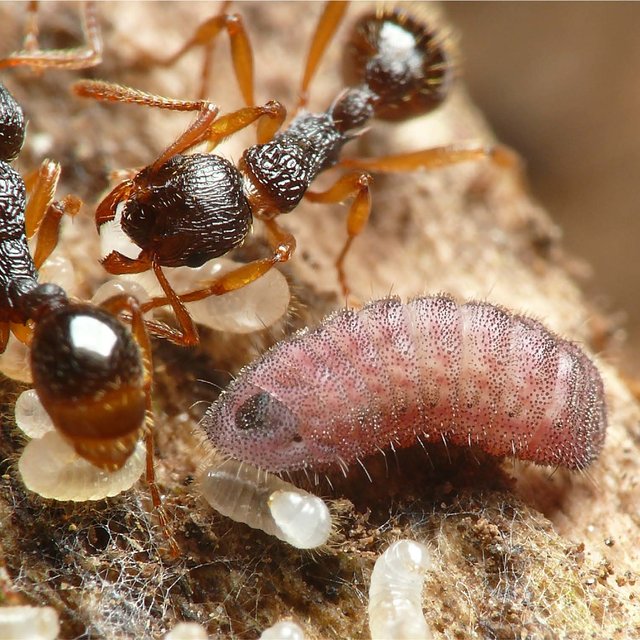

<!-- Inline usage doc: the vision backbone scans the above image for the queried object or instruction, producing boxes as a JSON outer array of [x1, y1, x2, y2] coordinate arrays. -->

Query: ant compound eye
[[235, 392, 276, 431]]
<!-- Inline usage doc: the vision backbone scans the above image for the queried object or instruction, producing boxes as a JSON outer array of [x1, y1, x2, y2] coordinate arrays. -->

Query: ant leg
[[0, 323, 10, 354], [204, 100, 286, 148], [22, 159, 82, 269], [98, 293, 179, 556], [305, 172, 372, 298], [151, 258, 200, 347], [340, 142, 526, 188], [32, 196, 82, 270], [23, 159, 61, 238], [140, 219, 295, 311], [0, 1, 102, 70], [9, 322, 32, 346], [138, 1, 254, 104], [297, 1, 349, 111], [74, 80, 285, 155]]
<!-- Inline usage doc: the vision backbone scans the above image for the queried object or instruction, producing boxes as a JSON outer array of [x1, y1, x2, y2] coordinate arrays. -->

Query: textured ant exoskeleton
[[0, 16, 179, 551], [74, 1, 520, 346]]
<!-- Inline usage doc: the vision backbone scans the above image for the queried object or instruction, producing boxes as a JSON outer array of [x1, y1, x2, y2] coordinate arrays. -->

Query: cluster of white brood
[[198, 453, 332, 549], [15, 388, 145, 501], [0, 605, 60, 640], [368, 540, 434, 640], [0, 253, 77, 384], [97, 221, 291, 334], [164, 619, 305, 640]]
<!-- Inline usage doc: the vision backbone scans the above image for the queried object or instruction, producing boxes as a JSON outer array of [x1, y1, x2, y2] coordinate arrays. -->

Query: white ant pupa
[[164, 622, 208, 640], [198, 452, 331, 549], [0, 605, 60, 640], [368, 539, 434, 640], [259, 619, 306, 640], [15, 388, 145, 501]]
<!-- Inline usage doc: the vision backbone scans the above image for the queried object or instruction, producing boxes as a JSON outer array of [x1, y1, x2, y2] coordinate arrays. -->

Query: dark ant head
[[99, 153, 252, 268], [343, 9, 453, 121], [30, 303, 146, 471], [0, 83, 26, 162]]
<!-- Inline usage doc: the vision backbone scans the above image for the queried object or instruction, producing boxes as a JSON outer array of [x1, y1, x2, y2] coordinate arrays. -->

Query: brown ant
[[73, 1, 520, 347], [0, 6, 179, 553]]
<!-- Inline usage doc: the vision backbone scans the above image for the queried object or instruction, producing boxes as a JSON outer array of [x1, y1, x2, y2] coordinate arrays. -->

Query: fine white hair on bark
[[198, 453, 331, 549], [0, 605, 60, 640], [259, 619, 306, 640], [368, 539, 435, 640]]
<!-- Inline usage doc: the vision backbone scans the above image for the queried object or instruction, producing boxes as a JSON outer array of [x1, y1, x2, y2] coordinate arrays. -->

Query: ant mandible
[[73, 1, 520, 347], [0, 3, 178, 551]]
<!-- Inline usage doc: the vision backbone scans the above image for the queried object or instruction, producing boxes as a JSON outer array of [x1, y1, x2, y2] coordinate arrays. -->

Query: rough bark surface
[[0, 3, 638, 639]]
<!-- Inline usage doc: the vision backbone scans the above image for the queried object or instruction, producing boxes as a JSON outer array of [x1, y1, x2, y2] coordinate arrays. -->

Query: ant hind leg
[[305, 171, 373, 299], [98, 293, 180, 556], [135, 0, 255, 104], [340, 142, 526, 191]]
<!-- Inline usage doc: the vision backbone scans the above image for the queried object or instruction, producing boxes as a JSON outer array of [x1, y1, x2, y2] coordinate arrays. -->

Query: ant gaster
[[74, 1, 519, 347], [0, 4, 176, 552]]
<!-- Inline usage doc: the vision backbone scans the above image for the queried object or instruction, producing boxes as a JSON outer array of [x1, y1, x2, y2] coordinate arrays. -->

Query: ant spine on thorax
[[0, 4, 179, 554], [74, 1, 521, 347]]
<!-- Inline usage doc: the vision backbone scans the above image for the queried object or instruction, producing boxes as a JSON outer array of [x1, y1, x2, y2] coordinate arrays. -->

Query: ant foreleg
[[137, 1, 254, 105], [24, 160, 82, 269], [341, 142, 525, 188], [0, 1, 102, 70], [305, 172, 372, 298], [297, 1, 349, 112], [22, 158, 82, 269], [23, 159, 61, 238], [151, 258, 200, 347], [140, 220, 295, 314], [32, 196, 82, 270]]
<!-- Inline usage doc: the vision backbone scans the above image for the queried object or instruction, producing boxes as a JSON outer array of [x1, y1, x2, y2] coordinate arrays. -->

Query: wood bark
[[0, 3, 638, 639]]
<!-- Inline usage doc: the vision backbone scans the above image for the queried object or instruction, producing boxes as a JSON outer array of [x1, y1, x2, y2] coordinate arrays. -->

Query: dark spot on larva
[[235, 392, 273, 431]]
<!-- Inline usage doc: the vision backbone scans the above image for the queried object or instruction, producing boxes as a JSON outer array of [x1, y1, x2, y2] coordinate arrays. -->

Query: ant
[[0, 3, 179, 553], [73, 1, 520, 347]]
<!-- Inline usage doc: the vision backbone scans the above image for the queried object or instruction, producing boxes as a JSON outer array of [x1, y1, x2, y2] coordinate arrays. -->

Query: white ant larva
[[0, 605, 60, 640], [15, 388, 145, 502], [164, 622, 208, 640], [99, 217, 292, 334], [259, 619, 306, 640], [198, 453, 331, 549], [368, 539, 434, 640]]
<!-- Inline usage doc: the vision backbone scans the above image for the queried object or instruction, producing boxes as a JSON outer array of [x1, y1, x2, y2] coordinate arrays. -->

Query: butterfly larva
[[198, 454, 332, 549], [202, 295, 607, 473], [368, 540, 434, 640]]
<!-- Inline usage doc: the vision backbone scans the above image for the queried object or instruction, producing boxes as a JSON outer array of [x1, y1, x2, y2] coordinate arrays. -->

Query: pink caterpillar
[[202, 295, 607, 473]]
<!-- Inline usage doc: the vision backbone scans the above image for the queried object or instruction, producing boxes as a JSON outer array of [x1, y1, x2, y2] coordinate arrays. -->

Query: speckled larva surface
[[202, 295, 607, 473]]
